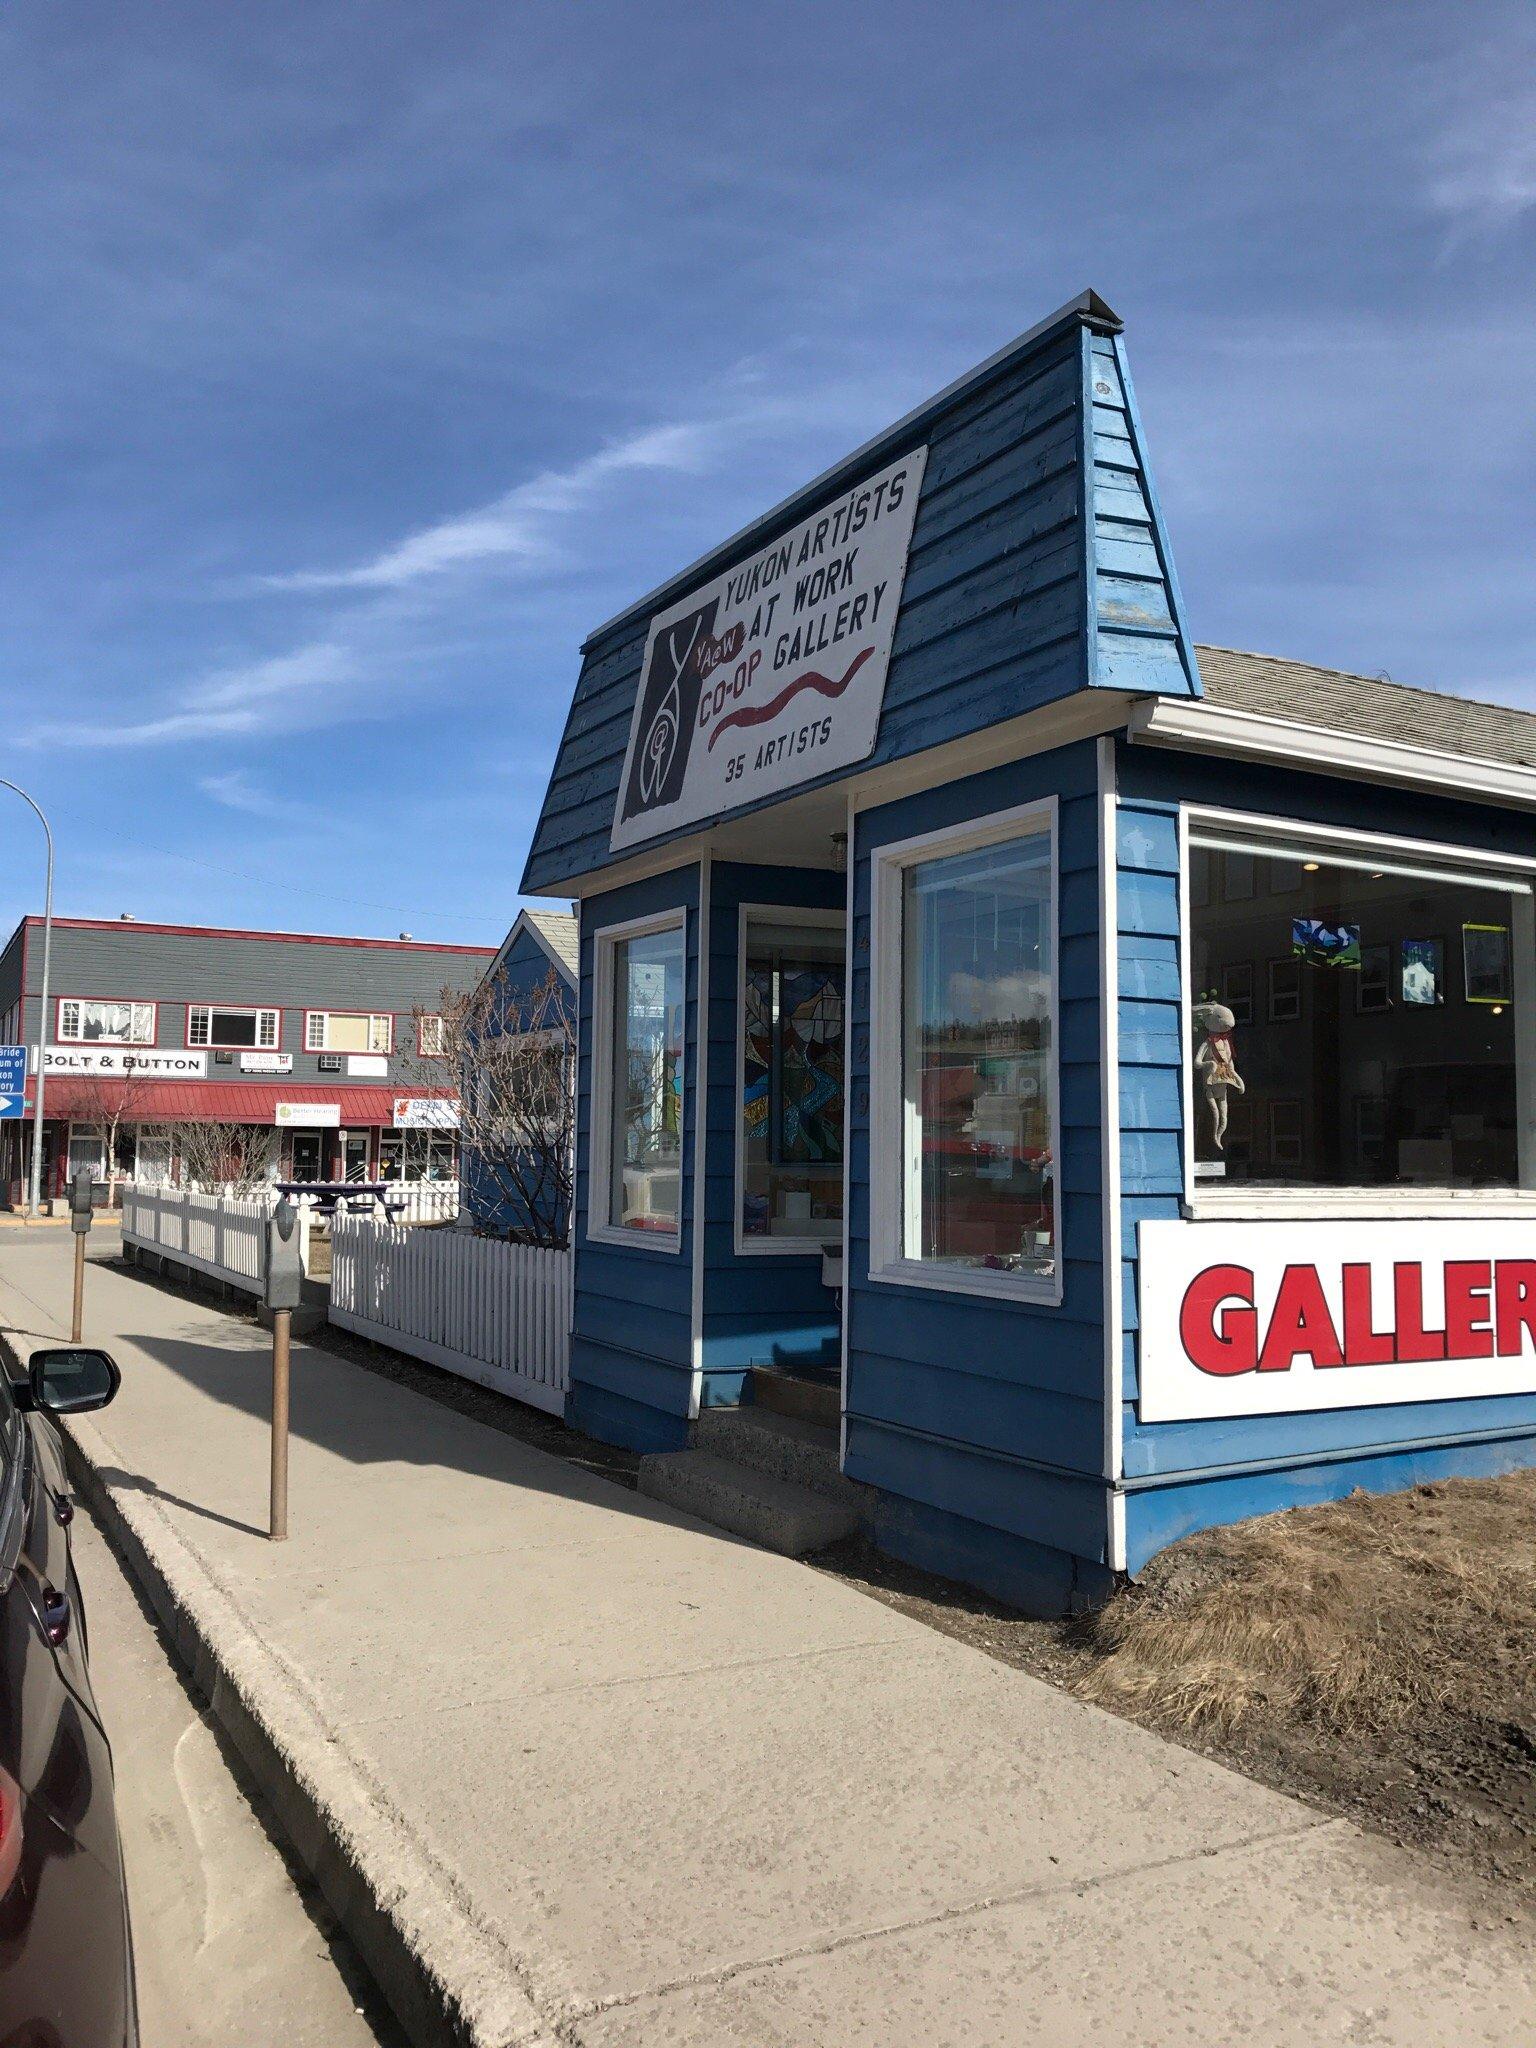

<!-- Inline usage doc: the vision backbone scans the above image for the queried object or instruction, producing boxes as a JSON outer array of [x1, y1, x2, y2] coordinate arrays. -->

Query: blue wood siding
[[566, 866, 699, 1452], [523, 301, 1199, 894], [699, 862, 845, 1407], [844, 737, 1112, 1601], [463, 923, 574, 1240], [1113, 739, 1536, 1571]]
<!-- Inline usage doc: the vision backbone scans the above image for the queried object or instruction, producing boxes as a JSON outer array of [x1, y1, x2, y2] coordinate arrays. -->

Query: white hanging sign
[[393, 1096, 460, 1129], [44, 1046, 207, 1079], [1138, 1217, 1536, 1422], [611, 447, 928, 851], [275, 1101, 341, 1128]]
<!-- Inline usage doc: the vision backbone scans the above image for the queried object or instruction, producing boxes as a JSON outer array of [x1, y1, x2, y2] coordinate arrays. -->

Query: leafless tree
[[61, 1069, 160, 1196], [174, 1119, 279, 1195], [400, 966, 574, 1248]]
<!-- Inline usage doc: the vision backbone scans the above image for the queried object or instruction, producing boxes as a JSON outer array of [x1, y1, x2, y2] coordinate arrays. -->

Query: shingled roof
[[1195, 645, 1536, 769], [523, 909, 578, 977]]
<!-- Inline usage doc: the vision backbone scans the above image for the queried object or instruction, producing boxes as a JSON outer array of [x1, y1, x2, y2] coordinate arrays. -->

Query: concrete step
[[636, 1449, 858, 1557], [694, 1406, 853, 1503], [750, 1365, 840, 1428]]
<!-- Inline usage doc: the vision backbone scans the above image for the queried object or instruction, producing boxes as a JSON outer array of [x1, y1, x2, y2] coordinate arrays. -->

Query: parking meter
[[262, 1197, 304, 1311], [69, 1170, 94, 1235]]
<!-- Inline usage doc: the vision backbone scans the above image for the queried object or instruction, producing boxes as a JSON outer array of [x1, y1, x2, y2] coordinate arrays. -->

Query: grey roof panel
[[1195, 645, 1536, 768], [524, 910, 578, 976]]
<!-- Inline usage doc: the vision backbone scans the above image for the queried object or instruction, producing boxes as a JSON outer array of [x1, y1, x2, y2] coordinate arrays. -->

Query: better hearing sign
[[610, 447, 927, 852], [1138, 1217, 1536, 1422]]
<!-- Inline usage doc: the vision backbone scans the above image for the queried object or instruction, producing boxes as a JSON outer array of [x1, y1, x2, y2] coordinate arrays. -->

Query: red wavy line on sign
[[707, 646, 874, 750]]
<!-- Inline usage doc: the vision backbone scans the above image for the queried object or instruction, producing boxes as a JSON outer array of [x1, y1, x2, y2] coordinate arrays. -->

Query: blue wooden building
[[461, 908, 577, 1242], [520, 290, 1536, 1614]]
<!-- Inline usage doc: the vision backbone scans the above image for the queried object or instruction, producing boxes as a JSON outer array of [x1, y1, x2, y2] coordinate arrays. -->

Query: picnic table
[[275, 1181, 410, 1223]]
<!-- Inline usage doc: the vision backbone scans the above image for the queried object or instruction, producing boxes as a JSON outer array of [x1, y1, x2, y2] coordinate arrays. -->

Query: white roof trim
[[1127, 697, 1536, 813]]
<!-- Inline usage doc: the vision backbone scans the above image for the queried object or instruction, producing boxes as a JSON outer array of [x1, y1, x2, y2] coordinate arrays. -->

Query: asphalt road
[[71, 1500, 403, 2048]]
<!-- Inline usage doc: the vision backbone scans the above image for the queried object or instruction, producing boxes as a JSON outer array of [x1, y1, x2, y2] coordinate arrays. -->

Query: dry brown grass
[[1074, 1471, 1536, 1738]]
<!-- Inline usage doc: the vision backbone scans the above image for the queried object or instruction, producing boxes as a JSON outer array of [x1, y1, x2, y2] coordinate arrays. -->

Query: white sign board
[[241, 1051, 293, 1074], [275, 1101, 341, 1128], [1138, 1218, 1536, 1423], [393, 1096, 460, 1129], [610, 447, 928, 851], [44, 1046, 206, 1080], [347, 1054, 388, 1077]]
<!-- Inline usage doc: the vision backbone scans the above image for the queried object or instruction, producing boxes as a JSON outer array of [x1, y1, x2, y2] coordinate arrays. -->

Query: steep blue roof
[[522, 291, 1200, 894]]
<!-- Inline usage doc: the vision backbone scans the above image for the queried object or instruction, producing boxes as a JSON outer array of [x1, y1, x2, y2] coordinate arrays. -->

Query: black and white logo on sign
[[609, 445, 927, 853], [619, 599, 717, 829]]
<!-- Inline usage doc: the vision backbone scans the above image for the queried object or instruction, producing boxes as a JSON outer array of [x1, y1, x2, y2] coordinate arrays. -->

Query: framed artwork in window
[[1462, 923, 1512, 1005], [1401, 937, 1444, 1008]]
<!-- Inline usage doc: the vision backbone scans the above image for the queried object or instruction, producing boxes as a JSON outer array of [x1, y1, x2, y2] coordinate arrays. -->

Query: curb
[[11, 1339, 563, 2048]]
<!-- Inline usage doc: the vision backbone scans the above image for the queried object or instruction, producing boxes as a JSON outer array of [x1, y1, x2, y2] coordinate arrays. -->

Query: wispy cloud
[[197, 769, 301, 818], [263, 422, 713, 592], [28, 640, 355, 748], [1422, 39, 1536, 241]]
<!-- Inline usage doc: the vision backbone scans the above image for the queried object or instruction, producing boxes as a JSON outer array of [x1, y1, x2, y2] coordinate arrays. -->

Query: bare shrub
[[398, 966, 574, 1248], [174, 1119, 279, 1195]]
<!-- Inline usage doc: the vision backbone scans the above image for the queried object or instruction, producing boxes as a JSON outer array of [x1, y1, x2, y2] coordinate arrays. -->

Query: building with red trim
[[0, 914, 495, 1204]]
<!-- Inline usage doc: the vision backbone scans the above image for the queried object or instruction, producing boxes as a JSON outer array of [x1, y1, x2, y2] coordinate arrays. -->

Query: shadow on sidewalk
[[103, 1324, 713, 1549], [95, 1464, 268, 1541]]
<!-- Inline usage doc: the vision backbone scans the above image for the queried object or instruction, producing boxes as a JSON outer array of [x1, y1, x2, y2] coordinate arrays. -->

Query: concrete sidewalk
[[3, 1235, 1531, 2048]]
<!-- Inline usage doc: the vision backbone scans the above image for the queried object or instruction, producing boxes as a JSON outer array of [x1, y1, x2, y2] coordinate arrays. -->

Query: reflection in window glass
[[902, 830, 1054, 1275], [741, 921, 844, 1242], [1191, 836, 1529, 1189], [380, 1129, 457, 1180], [59, 999, 154, 1044], [609, 925, 685, 1234]]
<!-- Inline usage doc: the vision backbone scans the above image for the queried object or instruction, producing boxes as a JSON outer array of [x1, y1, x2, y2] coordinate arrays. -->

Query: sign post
[[0, 780, 53, 1219], [262, 1197, 304, 1542], [68, 1170, 94, 1343]]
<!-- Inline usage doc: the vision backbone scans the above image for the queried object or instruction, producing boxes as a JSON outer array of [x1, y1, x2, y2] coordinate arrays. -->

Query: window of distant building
[[304, 1011, 392, 1055], [57, 998, 156, 1045], [187, 1004, 280, 1050]]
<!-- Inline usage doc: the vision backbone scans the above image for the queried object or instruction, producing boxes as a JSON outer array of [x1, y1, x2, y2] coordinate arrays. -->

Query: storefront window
[[606, 922, 685, 1237], [1189, 827, 1532, 1191], [380, 1129, 457, 1180], [886, 820, 1056, 1282], [740, 918, 844, 1245]]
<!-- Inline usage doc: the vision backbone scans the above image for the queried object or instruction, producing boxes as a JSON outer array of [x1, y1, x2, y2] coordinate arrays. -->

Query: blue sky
[[2, 0, 1532, 944]]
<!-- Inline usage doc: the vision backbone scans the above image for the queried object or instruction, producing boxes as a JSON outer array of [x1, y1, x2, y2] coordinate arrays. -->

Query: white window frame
[[56, 996, 156, 1045], [417, 1013, 447, 1057], [303, 1009, 393, 1055], [1181, 803, 1536, 1219], [869, 797, 1063, 1304], [733, 904, 847, 1257], [187, 1002, 280, 1050], [588, 907, 687, 1255]]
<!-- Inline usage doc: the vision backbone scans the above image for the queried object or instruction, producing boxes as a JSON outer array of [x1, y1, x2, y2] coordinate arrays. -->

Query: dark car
[[0, 1345, 135, 2046]]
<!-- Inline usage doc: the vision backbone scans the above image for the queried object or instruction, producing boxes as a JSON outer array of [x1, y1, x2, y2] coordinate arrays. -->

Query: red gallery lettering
[[1179, 1259, 1536, 1376]]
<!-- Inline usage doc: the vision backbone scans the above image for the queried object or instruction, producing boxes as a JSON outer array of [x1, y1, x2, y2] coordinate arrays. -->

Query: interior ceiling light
[[1303, 861, 1321, 872]]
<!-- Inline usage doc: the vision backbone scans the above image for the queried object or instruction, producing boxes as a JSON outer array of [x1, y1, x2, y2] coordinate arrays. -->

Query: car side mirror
[[28, 1347, 121, 1416]]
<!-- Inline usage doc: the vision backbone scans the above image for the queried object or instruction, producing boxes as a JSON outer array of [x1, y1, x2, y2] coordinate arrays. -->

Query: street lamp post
[[0, 781, 54, 1219]]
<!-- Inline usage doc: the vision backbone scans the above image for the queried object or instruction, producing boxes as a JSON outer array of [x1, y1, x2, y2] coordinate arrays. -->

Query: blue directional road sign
[[0, 1046, 28, 1120]]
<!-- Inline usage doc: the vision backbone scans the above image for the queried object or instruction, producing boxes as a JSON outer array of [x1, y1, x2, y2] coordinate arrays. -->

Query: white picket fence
[[120, 1184, 312, 1295], [286, 1181, 461, 1226], [329, 1213, 571, 1414]]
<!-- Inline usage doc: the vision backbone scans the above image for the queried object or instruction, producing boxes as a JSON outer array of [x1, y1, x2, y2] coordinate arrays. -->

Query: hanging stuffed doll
[[1192, 996, 1245, 1151]]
